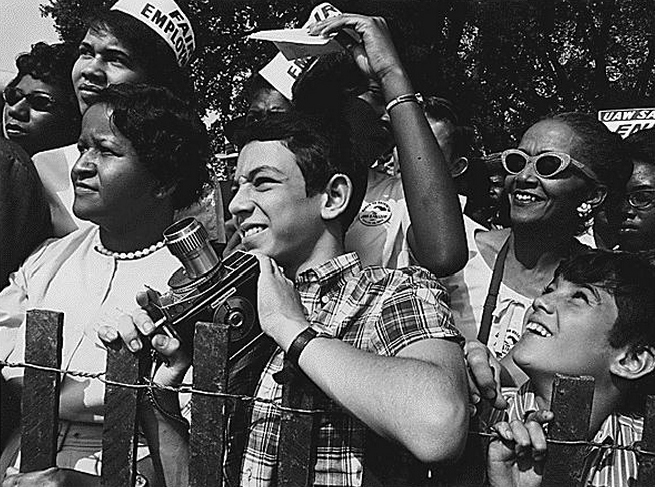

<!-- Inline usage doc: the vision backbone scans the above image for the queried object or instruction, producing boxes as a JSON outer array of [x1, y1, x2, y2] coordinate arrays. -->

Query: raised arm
[[310, 15, 467, 276]]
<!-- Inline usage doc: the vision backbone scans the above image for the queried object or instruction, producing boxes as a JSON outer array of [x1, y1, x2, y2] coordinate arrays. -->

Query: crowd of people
[[1, 1, 655, 486]]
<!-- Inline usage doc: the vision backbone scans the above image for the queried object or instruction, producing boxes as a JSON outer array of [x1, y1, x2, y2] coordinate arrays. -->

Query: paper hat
[[111, 0, 196, 67]]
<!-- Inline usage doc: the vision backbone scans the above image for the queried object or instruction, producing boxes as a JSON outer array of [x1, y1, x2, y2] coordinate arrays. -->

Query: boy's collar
[[295, 252, 361, 286]]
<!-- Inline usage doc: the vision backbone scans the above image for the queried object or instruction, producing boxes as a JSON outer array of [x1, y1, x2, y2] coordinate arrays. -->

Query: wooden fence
[[4, 309, 655, 486]]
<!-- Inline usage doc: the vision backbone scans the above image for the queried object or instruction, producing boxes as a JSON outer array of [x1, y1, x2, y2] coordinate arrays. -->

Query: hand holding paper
[[249, 2, 355, 100], [307, 14, 406, 86]]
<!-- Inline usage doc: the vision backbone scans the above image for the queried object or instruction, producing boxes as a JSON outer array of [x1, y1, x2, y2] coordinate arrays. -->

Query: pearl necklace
[[94, 239, 165, 260]]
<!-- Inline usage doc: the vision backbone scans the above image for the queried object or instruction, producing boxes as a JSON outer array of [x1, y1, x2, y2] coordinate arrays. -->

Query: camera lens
[[163, 217, 221, 279]]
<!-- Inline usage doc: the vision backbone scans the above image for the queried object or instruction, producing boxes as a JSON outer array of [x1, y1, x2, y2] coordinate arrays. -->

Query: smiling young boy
[[229, 110, 467, 487], [102, 13, 470, 487], [486, 249, 655, 487]]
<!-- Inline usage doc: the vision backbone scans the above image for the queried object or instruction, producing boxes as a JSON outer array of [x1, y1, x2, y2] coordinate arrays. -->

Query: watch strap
[[286, 327, 319, 366]]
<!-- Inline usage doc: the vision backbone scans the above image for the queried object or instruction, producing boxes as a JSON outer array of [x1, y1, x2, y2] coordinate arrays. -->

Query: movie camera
[[146, 217, 261, 361]]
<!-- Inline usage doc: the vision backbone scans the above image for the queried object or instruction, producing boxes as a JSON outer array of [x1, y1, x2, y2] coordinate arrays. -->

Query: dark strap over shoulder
[[477, 234, 511, 345]]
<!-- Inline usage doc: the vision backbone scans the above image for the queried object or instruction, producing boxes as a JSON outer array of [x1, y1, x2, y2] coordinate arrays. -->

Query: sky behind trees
[[0, 0, 58, 86]]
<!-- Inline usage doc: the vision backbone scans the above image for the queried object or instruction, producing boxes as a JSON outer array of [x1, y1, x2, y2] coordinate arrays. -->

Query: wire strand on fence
[[0, 358, 331, 415], [4, 358, 655, 458], [469, 431, 655, 458]]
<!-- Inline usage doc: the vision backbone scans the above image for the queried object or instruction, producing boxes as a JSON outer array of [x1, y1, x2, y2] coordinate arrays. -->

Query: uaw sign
[[111, 0, 196, 67], [598, 108, 655, 138]]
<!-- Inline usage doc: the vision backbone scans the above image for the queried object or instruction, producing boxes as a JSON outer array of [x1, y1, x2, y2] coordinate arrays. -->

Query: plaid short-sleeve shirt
[[240, 252, 462, 487]]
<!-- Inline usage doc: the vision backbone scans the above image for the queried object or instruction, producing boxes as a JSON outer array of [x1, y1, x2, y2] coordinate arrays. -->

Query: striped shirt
[[502, 382, 643, 487], [240, 252, 462, 487]]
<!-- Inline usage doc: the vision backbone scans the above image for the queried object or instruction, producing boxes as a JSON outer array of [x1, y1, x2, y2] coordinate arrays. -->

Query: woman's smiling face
[[505, 119, 589, 230]]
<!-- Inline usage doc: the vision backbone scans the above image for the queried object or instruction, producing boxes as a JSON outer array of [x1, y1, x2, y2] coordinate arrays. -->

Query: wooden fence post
[[277, 368, 319, 487], [20, 309, 63, 473], [636, 395, 655, 486], [102, 342, 141, 487], [541, 374, 595, 487], [189, 321, 229, 487]]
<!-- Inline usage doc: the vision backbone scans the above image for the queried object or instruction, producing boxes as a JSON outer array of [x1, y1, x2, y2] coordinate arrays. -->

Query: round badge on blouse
[[358, 201, 393, 226]]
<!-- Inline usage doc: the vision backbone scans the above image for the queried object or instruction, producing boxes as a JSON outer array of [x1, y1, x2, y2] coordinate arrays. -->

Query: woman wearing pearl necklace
[[0, 83, 210, 486]]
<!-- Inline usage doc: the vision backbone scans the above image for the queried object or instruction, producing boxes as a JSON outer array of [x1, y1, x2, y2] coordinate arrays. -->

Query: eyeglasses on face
[[626, 189, 655, 210], [2, 86, 57, 112], [501, 149, 600, 183]]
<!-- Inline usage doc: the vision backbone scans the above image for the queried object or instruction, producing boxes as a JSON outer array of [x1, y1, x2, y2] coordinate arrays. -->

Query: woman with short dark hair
[[0, 83, 209, 486], [2, 42, 80, 156], [31, 0, 223, 242]]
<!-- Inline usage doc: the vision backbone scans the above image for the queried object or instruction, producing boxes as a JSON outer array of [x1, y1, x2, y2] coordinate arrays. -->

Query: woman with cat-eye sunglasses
[[445, 113, 631, 407]]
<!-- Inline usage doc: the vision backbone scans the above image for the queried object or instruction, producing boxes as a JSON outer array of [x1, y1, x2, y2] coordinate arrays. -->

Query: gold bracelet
[[385, 93, 423, 113]]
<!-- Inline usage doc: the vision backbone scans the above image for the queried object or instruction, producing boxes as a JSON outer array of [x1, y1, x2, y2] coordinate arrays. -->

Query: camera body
[[149, 218, 261, 361]]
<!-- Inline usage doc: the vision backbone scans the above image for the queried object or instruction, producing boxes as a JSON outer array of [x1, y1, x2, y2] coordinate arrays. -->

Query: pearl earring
[[577, 201, 592, 219]]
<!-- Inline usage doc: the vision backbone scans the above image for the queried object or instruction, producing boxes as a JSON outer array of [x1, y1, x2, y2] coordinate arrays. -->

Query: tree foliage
[[42, 0, 655, 155]]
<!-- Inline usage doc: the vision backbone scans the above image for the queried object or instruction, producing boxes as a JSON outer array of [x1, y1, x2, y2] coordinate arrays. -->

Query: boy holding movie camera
[[101, 12, 469, 487]]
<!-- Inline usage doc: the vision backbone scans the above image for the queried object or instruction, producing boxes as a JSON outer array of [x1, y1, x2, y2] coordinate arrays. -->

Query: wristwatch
[[286, 327, 319, 366]]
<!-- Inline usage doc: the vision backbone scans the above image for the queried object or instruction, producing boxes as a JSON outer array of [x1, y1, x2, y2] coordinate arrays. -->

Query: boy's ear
[[321, 173, 352, 222], [610, 346, 655, 381]]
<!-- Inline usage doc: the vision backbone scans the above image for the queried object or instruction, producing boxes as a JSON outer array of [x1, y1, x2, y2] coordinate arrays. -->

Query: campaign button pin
[[358, 201, 392, 226]]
